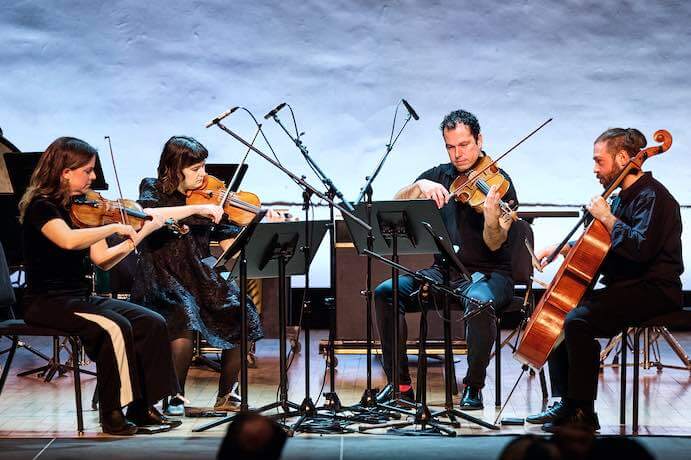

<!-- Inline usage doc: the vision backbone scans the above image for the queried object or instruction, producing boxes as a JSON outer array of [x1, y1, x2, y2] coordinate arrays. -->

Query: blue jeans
[[374, 266, 513, 388]]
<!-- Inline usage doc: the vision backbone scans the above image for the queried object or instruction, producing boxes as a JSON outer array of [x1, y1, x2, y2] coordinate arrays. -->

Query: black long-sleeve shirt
[[600, 172, 683, 305]]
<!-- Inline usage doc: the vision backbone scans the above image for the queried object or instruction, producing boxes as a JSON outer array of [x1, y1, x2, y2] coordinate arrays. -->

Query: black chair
[[619, 307, 691, 433], [0, 242, 85, 433], [492, 219, 548, 406]]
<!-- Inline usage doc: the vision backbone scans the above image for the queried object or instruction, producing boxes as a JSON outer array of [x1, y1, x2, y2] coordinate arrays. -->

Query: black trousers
[[24, 291, 178, 413], [547, 281, 680, 403], [374, 266, 513, 388]]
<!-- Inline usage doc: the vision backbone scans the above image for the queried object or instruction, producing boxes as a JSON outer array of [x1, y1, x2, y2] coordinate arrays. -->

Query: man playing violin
[[526, 128, 683, 432], [375, 109, 517, 409]]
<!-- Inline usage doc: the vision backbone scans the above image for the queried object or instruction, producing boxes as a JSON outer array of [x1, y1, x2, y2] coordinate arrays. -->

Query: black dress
[[130, 178, 264, 349]]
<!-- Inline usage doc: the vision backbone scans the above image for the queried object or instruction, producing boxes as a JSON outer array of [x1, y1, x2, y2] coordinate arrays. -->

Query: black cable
[[237, 107, 283, 167]]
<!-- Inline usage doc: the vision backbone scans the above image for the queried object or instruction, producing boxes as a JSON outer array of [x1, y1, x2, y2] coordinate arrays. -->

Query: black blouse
[[22, 198, 90, 295], [130, 178, 263, 348]]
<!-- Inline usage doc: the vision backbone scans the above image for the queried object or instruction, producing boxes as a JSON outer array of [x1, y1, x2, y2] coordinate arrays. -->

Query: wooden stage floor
[[0, 330, 690, 438]]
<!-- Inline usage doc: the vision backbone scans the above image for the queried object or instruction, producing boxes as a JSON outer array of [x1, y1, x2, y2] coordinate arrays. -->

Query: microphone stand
[[268, 106, 371, 431], [269, 107, 354, 212], [350, 105, 415, 415], [207, 119, 371, 433]]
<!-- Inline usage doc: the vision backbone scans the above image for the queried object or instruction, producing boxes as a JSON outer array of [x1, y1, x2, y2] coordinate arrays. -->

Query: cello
[[514, 129, 673, 369]]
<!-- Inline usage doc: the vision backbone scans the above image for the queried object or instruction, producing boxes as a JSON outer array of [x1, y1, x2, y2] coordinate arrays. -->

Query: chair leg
[[0, 336, 19, 394], [633, 328, 641, 434], [69, 337, 84, 434], [538, 368, 549, 401], [495, 318, 501, 406], [620, 329, 627, 425]]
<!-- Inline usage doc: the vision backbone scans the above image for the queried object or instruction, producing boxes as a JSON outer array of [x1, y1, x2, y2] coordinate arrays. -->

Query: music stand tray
[[222, 220, 329, 279], [342, 200, 453, 256]]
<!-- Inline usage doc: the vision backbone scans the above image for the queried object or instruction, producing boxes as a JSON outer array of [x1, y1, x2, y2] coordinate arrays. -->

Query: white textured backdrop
[[1, 0, 690, 286]]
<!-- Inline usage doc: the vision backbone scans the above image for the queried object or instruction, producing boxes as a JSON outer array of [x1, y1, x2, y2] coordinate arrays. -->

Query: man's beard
[[597, 165, 625, 189]]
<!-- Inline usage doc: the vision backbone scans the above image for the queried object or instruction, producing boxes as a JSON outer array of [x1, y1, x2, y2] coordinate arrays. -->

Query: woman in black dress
[[19, 137, 181, 435], [131, 136, 264, 414]]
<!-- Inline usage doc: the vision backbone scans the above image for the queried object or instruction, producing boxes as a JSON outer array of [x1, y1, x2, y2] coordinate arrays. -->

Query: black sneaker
[[542, 407, 600, 433], [459, 386, 483, 410], [526, 400, 568, 424]]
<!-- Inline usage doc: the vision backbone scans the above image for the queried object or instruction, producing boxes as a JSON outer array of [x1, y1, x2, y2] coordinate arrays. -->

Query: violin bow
[[451, 117, 553, 195], [105, 136, 138, 255]]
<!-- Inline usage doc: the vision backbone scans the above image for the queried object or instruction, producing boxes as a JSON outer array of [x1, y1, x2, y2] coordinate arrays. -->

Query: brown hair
[[594, 128, 647, 158], [18, 137, 97, 222], [156, 136, 209, 194]]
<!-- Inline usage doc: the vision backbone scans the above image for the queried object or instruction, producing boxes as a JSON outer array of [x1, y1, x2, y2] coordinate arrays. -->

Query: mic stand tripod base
[[322, 392, 342, 411], [432, 407, 500, 431]]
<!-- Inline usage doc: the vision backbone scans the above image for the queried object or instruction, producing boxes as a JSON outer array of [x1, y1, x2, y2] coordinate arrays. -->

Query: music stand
[[342, 200, 455, 434], [420, 222, 499, 431], [5, 152, 108, 194], [187, 163, 249, 374], [205, 163, 248, 192], [193, 219, 329, 433]]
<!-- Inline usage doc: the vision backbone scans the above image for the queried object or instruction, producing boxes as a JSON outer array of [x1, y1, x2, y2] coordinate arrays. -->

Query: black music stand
[[420, 222, 500, 431], [189, 163, 248, 373], [191, 210, 265, 430], [205, 163, 248, 192], [5, 152, 108, 194], [193, 220, 329, 433], [342, 200, 455, 434]]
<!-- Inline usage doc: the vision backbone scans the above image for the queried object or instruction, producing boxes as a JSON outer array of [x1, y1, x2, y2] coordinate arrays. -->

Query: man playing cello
[[526, 128, 683, 432]]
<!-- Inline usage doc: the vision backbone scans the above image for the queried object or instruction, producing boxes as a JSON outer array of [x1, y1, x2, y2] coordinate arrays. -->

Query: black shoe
[[101, 409, 138, 436], [460, 386, 484, 410], [376, 383, 415, 405], [127, 405, 182, 429], [541, 407, 600, 433], [375, 383, 393, 403], [526, 400, 568, 424]]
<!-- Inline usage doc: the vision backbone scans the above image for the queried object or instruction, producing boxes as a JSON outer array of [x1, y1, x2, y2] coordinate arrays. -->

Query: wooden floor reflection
[[0, 331, 689, 438]]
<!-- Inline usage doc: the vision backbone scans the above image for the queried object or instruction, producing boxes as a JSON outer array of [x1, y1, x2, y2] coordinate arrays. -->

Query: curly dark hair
[[594, 128, 647, 158], [157, 136, 209, 194], [439, 110, 481, 141]]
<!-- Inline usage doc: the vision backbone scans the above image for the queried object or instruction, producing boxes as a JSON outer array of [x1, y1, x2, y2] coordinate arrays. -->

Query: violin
[[185, 175, 292, 226], [445, 118, 554, 220], [448, 154, 518, 220], [71, 190, 188, 235]]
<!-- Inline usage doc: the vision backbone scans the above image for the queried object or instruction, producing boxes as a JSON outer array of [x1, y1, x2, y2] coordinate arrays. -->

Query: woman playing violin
[[130, 136, 266, 415], [18, 137, 181, 435]]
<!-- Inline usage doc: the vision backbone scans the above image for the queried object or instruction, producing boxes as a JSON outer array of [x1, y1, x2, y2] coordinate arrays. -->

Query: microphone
[[401, 99, 419, 120], [205, 106, 239, 128], [263, 102, 287, 120]]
